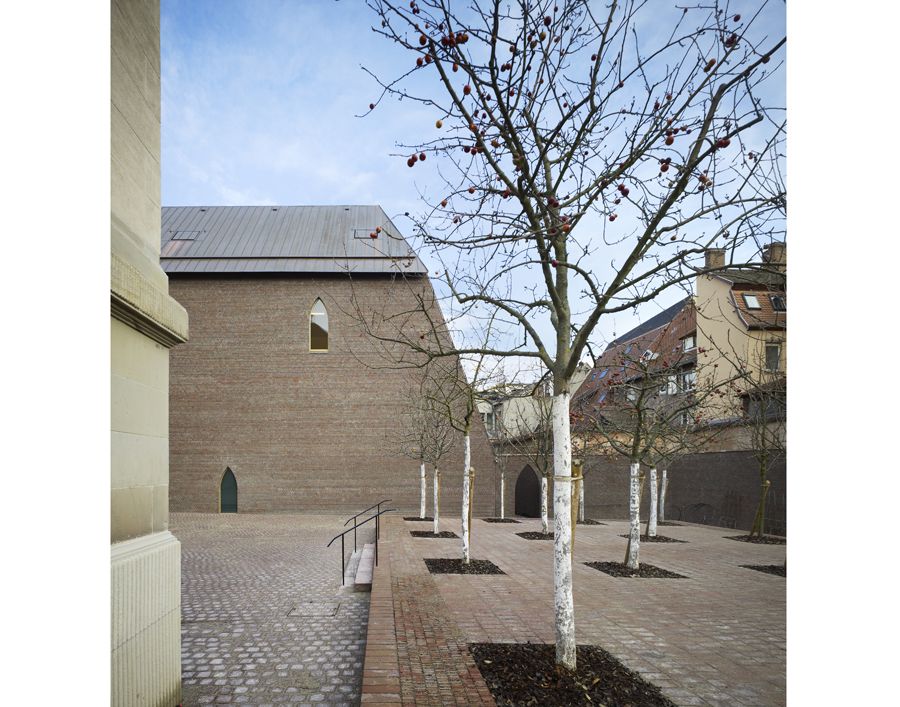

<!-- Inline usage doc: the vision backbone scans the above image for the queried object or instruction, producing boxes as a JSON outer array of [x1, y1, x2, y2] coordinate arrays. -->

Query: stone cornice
[[111, 251, 189, 348]]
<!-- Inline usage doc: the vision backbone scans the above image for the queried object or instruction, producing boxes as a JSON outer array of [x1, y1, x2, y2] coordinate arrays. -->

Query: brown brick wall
[[168, 273, 497, 517], [667, 449, 786, 535], [495, 450, 785, 535]]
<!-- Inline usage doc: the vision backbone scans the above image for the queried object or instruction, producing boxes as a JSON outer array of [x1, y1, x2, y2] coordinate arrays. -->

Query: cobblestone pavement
[[363, 516, 786, 707], [171, 513, 374, 707]]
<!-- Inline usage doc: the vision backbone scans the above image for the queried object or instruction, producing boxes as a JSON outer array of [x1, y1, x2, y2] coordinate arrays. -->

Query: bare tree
[[720, 333, 786, 538], [572, 321, 728, 569], [388, 378, 434, 518], [421, 342, 508, 560], [361, 0, 785, 669]]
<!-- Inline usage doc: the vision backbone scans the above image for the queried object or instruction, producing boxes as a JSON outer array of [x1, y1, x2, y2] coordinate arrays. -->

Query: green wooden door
[[220, 468, 238, 513]]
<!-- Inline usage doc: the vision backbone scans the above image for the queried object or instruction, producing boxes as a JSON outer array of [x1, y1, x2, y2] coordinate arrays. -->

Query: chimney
[[763, 242, 786, 270], [705, 248, 726, 270]]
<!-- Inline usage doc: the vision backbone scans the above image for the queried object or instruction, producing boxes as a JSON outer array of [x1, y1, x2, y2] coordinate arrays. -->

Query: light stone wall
[[111, 0, 186, 704]]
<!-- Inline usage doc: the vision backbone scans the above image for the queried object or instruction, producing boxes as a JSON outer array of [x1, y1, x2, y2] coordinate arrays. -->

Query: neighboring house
[[162, 205, 497, 516], [111, 0, 187, 704], [573, 243, 787, 450], [567, 244, 787, 531], [695, 244, 786, 429]]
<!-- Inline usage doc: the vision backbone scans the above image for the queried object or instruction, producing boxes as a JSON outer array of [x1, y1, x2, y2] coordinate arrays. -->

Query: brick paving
[[364, 515, 786, 707], [171, 513, 374, 707], [171, 513, 785, 707]]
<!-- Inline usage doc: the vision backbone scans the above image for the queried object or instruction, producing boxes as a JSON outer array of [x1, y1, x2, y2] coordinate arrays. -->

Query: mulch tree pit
[[516, 531, 554, 541], [585, 561, 688, 579], [410, 530, 459, 539], [482, 518, 521, 523], [724, 535, 786, 545], [424, 558, 505, 575], [618, 534, 687, 543], [404, 516, 434, 522], [741, 564, 786, 577], [469, 642, 678, 707], [656, 521, 682, 527], [578, 519, 606, 525]]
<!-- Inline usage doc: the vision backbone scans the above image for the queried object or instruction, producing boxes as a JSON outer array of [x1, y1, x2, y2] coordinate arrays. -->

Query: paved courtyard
[[364, 515, 786, 707], [172, 512, 786, 707], [171, 513, 374, 707]]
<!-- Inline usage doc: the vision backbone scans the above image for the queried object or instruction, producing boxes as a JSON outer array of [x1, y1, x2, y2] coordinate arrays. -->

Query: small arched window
[[310, 298, 329, 351]]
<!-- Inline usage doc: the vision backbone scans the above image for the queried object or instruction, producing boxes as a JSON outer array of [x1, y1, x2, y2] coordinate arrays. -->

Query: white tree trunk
[[551, 392, 576, 670], [420, 462, 427, 519], [462, 434, 471, 563], [648, 467, 658, 537], [579, 480, 585, 521], [500, 470, 505, 519], [659, 469, 668, 521], [541, 476, 549, 534], [626, 463, 641, 569], [433, 468, 440, 535]]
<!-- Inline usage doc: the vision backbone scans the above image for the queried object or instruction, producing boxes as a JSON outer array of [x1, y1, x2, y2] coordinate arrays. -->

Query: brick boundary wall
[[489, 450, 786, 535]]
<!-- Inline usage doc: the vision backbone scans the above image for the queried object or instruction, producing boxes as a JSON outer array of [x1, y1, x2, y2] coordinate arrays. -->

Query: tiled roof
[[714, 268, 786, 288], [732, 287, 786, 331], [603, 298, 689, 351], [575, 305, 697, 407]]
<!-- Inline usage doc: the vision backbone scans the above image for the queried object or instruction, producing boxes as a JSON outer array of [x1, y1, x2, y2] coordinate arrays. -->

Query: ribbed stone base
[[111, 531, 181, 707]]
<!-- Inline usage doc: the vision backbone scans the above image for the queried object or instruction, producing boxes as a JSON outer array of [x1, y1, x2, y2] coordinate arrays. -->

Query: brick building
[[162, 205, 497, 516]]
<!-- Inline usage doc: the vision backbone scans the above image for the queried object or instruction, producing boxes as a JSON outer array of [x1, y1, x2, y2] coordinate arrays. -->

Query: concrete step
[[354, 543, 375, 592], [340, 549, 363, 591]]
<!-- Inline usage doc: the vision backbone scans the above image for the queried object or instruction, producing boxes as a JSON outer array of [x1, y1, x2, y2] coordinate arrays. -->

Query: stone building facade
[[111, 0, 186, 704]]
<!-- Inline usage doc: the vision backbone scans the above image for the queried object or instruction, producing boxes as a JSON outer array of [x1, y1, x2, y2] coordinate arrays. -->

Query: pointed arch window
[[310, 299, 329, 351]]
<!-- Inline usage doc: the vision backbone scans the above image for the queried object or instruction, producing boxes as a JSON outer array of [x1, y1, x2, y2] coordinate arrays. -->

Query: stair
[[340, 548, 363, 591], [353, 543, 375, 592]]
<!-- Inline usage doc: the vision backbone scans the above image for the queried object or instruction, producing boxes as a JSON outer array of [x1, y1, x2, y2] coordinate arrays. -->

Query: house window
[[664, 375, 678, 395], [742, 293, 761, 310], [482, 411, 494, 432], [770, 295, 786, 312], [683, 334, 697, 350], [680, 370, 696, 392], [310, 299, 329, 351], [765, 343, 781, 371]]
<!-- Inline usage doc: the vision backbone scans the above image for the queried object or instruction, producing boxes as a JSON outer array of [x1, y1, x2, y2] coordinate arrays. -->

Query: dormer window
[[683, 334, 697, 351], [742, 294, 761, 310], [770, 295, 786, 312], [310, 299, 329, 351]]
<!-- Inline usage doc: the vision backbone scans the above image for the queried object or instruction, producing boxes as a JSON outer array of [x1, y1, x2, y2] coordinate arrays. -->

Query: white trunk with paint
[[500, 471, 505, 519], [420, 462, 427, 518], [579, 481, 585, 521], [541, 476, 549, 534], [462, 434, 471, 563], [551, 392, 576, 670], [626, 463, 641, 569], [433, 468, 440, 535], [648, 467, 658, 537], [659, 469, 668, 521]]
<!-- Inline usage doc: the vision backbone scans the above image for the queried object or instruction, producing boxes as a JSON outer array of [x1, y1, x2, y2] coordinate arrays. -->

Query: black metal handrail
[[327, 505, 395, 585], [343, 499, 392, 551]]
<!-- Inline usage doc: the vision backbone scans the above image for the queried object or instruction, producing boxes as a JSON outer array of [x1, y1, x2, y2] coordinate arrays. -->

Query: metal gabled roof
[[160, 205, 427, 275]]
